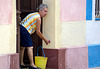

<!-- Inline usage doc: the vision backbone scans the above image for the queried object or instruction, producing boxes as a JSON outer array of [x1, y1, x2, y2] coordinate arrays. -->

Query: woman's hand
[[44, 39, 50, 45]]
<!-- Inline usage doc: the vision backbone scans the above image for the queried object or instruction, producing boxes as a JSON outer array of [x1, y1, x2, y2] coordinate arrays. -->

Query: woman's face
[[39, 8, 48, 17]]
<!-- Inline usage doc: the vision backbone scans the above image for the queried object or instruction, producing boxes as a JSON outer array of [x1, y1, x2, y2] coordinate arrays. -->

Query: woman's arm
[[36, 17, 50, 45]]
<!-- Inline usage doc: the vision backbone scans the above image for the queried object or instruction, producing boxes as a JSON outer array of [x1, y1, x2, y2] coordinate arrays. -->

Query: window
[[95, 0, 100, 18]]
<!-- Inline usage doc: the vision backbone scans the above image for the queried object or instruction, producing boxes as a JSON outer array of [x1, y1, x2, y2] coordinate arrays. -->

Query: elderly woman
[[20, 4, 50, 69]]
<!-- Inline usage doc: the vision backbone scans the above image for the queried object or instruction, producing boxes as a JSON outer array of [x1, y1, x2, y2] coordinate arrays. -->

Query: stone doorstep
[[43, 46, 88, 69]]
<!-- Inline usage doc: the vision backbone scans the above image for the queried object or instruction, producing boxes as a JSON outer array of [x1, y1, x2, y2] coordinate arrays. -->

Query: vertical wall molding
[[86, 0, 92, 20]]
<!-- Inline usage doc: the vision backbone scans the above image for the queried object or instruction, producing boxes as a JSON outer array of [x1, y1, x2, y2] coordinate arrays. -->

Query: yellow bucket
[[35, 56, 48, 69], [35, 46, 48, 69]]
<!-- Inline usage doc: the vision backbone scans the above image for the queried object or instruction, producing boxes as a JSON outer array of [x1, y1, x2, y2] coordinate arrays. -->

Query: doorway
[[16, 0, 42, 64]]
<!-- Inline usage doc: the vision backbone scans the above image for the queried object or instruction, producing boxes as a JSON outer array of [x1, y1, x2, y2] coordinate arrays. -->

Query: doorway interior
[[16, 0, 42, 64]]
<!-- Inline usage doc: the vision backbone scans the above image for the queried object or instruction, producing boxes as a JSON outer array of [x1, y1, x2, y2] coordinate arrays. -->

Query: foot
[[30, 64, 37, 68], [29, 66, 41, 69], [21, 63, 25, 66], [20, 65, 28, 68], [20, 63, 28, 68]]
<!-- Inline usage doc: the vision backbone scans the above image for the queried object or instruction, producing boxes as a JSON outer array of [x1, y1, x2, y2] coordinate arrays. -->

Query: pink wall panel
[[60, 0, 86, 22], [0, 0, 12, 24], [0, 53, 19, 69], [44, 46, 88, 69]]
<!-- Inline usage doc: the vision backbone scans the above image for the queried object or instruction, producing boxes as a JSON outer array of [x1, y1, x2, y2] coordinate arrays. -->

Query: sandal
[[29, 66, 41, 69], [20, 65, 28, 69]]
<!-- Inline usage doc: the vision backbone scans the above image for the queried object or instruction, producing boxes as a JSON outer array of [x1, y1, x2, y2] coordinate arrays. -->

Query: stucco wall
[[43, 0, 56, 48], [60, 0, 86, 22], [60, 0, 86, 48], [86, 0, 100, 45], [87, 0, 100, 68], [43, 0, 100, 48], [43, 0, 61, 48], [43, 0, 100, 68], [61, 22, 86, 47], [43, 0, 86, 48], [0, 0, 16, 54]]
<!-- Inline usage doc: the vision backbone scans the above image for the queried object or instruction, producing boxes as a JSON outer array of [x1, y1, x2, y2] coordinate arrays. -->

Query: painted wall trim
[[88, 44, 100, 68], [95, 18, 100, 21], [86, 0, 92, 20]]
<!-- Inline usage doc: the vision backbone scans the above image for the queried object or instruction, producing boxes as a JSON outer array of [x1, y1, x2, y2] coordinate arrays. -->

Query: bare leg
[[26, 47, 37, 68], [20, 47, 25, 65]]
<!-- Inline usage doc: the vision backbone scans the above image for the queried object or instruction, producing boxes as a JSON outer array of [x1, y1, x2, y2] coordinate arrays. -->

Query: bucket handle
[[37, 46, 45, 58]]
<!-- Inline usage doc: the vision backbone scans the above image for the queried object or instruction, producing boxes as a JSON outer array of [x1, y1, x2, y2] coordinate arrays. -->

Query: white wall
[[86, 0, 100, 45]]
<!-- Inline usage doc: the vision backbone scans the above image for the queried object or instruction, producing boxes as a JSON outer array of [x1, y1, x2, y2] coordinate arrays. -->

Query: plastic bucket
[[35, 46, 48, 69]]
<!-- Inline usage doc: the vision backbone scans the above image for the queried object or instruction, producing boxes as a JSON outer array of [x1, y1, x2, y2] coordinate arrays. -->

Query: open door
[[16, 0, 42, 65]]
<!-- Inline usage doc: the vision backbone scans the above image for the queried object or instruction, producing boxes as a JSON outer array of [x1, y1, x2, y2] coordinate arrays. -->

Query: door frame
[[16, 0, 21, 53]]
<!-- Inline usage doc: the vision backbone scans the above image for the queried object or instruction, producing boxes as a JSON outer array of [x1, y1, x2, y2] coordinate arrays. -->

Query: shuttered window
[[95, 0, 100, 18]]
